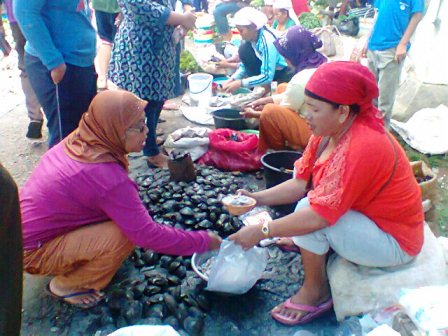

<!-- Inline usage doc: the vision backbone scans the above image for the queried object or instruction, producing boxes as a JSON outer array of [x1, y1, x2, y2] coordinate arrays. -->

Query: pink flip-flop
[[271, 297, 333, 325]]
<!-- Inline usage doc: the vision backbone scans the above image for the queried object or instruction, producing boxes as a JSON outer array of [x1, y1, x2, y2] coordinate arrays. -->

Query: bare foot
[[272, 285, 331, 322], [49, 279, 103, 307], [276, 237, 300, 252], [147, 153, 168, 169]]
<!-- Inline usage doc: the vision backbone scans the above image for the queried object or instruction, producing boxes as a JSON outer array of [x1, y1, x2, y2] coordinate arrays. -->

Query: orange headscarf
[[64, 90, 148, 171]]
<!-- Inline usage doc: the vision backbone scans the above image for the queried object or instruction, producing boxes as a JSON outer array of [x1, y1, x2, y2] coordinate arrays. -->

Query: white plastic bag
[[206, 240, 268, 294], [106, 325, 179, 336], [390, 105, 448, 155], [163, 126, 211, 161], [398, 285, 448, 334]]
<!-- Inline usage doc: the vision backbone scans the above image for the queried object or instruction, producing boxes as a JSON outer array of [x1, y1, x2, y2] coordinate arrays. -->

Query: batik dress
[[109, 0, 177, 101]]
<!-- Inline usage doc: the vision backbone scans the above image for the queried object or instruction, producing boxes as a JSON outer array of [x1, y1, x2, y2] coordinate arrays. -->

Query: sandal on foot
[[271, 297, 333, 325], [45, 283, 103, 309]]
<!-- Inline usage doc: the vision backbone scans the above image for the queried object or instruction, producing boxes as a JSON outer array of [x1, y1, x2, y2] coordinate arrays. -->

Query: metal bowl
[[191, 250, 218, 282]]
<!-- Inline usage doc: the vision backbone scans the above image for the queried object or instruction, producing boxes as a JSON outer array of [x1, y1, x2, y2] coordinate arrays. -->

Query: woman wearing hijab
[[241, 26, 327, 153], [20, 90, 222, 309], [272, 0, 299, 32], [230, 62, 424, 325], [222, 7, 291, 94], [109, 0, 197, 169]]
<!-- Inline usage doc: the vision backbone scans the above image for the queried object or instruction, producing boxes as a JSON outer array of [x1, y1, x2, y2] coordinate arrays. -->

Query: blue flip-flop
[[45, 283, 103, 309]]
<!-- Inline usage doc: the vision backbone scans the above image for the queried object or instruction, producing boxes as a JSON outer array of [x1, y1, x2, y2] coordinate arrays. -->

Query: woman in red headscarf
[[229, 62, 424, 325]]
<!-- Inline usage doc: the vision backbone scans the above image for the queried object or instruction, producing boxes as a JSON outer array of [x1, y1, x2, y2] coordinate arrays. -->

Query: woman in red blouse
[[230, 61, 424, 325]]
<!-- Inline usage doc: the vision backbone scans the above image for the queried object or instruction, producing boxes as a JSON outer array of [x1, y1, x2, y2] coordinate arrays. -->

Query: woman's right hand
[[207, 232, 222, 250], [236, 189, 261, 205], [247, 97, 273, 111], [181, 12, 197, 31], [51, 63, 67, 84], [215, 60, 230, 68], [240, 107, 261, 119]]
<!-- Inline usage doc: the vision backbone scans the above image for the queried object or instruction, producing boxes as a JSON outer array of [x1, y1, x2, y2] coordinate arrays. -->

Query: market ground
[[1, 46, 447, 335]]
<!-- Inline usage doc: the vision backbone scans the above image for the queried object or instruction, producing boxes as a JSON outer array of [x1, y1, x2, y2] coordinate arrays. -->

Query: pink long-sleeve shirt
[[20, 143, 210, 254]]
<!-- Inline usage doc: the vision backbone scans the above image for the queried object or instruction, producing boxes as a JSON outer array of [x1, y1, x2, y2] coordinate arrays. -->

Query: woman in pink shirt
[[20, 90, 222, 308]]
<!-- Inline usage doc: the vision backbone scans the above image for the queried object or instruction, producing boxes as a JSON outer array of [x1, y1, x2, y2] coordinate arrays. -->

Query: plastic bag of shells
[[206, 240, 268, 295]]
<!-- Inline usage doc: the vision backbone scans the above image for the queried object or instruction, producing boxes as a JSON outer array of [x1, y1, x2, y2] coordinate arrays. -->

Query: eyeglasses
[[126, 122, 146, 133]]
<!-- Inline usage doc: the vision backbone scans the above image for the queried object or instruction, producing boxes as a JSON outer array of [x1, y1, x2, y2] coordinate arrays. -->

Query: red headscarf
[[305, 61, 384, 132], [64, 90, 147, 171]]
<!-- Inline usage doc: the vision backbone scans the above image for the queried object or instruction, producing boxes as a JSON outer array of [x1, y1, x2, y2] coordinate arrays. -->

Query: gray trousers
[[367, 47, 404, 127], [292, 198, 413, 268], [10, 23, 43, 123]]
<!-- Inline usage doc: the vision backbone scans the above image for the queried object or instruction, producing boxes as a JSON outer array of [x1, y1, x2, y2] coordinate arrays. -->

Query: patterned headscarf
[[305, 61, 384, 132], [273, 25, 327, 73], [64, 90, 148, 171]]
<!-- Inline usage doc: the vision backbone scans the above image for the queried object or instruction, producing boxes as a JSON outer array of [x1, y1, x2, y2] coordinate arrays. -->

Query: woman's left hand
[[223, 79, 242, 93], [229, 224, 265, 250]]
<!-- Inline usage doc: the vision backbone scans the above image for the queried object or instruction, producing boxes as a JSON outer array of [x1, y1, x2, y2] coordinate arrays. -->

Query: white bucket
[[188, 73, 213, 107]]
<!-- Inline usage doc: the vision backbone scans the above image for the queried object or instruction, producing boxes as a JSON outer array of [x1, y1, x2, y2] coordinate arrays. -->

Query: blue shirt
[[14, 0, 96, 70], [368, 0, 424, 51], [232, 27, 288, 88]]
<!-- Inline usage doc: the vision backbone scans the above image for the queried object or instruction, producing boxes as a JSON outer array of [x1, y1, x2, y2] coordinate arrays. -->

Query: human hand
[[51, 63, 67, 84], [236, 189, 258, 201], [229, 224, 265, 250], [223, 79, 242, 93], [207, 232, 222, 250], [247, 97, 272, 111], [215, 60, 230, 68], [395, 43, 407, 63], [114, 13, 123, 27], [183, 4, 195, 13], [181, 11, 197, 31], [240, 107, 261, 119]]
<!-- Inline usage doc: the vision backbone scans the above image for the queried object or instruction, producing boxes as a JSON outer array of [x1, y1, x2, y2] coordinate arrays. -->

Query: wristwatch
[[261, 221, 270, 238]]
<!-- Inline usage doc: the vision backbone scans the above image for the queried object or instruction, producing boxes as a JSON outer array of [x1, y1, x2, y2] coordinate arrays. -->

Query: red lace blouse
[[294, 119, 424, 256]]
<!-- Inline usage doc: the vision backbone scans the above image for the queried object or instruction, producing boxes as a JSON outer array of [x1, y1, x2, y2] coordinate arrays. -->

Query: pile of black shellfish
[[88, 165, 260, 336], [137, 165, 254, 237]]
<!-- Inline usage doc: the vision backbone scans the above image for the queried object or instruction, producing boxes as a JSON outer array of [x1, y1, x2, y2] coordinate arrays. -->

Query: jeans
[[25, 53, 97, 148], [143, 100, 164, 156], [193, 0, 208, 12], [213, 1, 243, 35]]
